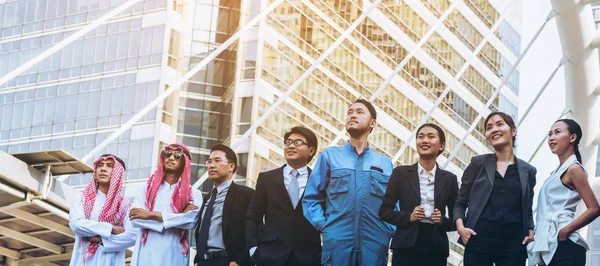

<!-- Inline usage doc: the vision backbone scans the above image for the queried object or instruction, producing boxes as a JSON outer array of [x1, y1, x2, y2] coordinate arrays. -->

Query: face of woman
[[548, 121, 576, 155], [485, 114, 515, 150]]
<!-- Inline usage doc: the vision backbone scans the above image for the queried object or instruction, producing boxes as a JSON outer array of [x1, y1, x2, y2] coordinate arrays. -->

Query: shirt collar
[[344, 141, 371, 154], [284, 164, 308, 176], [417, 162, 437, 177], [214, 178, 233, 194]]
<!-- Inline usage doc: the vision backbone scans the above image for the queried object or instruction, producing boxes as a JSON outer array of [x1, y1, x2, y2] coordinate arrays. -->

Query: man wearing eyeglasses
[[246, 126, 322, 266], [303, 99, 395, 266], [129, 143, 203, 266], [194, 144, 254, 266]]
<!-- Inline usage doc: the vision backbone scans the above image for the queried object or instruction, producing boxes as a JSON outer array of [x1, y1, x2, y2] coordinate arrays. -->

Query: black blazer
[[379, 163, 458, 255], [194, 182, 255, 266], [245, 165, 321, 266], [453, 154, 537, 245]]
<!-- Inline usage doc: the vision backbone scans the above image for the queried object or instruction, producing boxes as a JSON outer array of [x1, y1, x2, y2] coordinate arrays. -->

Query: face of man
[[206, 150, 235, 183], [284, 133, 315, 166], [95, 159, 114, 187], [163, 148, 185, 174], [345, 102, 376, 137]]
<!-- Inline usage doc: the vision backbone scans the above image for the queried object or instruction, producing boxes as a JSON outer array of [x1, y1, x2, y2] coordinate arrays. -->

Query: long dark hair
[[555, 119, 583, 163]]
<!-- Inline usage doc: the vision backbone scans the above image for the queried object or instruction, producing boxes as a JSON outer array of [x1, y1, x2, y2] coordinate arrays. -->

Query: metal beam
[[0, 229, 54, 241], [517, 56, 568, 127], [320, 0, 457, 149], [0, 246, 21, 260], [0, 208, 74, 238], [0, 225, 64, 254], [528, 108, 571, 162], [192, 0, 385, 189], [0, 0, 143, 87], [390, 0, 520, 164], [15, 253, 72, 265], [70, 0, 289, 176], [443, 9, 558, 169]]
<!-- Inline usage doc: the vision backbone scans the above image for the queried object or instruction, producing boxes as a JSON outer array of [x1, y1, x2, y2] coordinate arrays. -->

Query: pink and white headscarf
[[82, 154, 130, 263], [141, 143, 193, 256]]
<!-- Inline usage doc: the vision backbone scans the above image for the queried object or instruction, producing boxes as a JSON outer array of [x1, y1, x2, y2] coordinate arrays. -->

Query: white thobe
[[69, 191, 137, 266], [130, 180, 203, 266]]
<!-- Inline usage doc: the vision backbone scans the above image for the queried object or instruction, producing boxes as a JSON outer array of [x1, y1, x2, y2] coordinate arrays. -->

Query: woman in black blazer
[[453, 112, 536, 266], [380, 123, 458, 266]]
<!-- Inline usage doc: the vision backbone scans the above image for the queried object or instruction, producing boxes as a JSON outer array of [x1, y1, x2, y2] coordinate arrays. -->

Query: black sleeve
[[379, 167, 412, 227]]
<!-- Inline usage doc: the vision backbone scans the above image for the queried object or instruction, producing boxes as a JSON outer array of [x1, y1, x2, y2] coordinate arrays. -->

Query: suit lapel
[[517, 159, 528, 198], [408, 164, 420, 200], [275, 165, 294, 210], [300, 167, 312, 200], [222, 182, 235, 237], [434, 168, 448, 207], [484, 154, 496, 187]]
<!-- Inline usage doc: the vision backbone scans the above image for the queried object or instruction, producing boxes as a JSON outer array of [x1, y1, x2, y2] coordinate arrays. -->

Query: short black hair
[[284, 126, 319, 163], [210, 144, 238, 174], [353, 98, 377, 119], [416, 123, 446, 157]]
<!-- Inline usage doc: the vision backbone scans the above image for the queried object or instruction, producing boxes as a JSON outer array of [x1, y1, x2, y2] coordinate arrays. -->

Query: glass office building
[[0, 0, 522, 197]]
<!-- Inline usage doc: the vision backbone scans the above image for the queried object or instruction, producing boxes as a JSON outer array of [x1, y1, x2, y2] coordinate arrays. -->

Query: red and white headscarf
[[141, 143, 193, 256], [82, 154, 130, 262]]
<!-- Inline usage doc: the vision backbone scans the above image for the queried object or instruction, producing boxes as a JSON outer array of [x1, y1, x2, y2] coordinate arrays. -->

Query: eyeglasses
[[163, 150, 183, 160], [284, 139, 308, 147], [205, 158, 225, 165]]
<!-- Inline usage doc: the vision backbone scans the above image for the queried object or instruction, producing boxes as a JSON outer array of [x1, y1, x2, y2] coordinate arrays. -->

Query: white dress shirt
[[283, 164, 309, 200], [418, 163, 436, 224]]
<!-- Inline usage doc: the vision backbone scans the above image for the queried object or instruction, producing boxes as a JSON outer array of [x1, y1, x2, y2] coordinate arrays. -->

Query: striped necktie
[[288, 169, 300, 209]]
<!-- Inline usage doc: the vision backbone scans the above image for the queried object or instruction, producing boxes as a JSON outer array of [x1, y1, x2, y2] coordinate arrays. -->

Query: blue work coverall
[[303, 142, 394, 266]]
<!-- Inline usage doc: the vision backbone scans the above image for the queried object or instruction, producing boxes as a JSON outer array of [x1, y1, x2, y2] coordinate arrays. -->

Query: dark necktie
[[197, 187, 217, 255]]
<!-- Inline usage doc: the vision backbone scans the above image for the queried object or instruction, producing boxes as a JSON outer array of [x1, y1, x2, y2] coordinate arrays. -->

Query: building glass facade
[[0, 0, 520, 205]]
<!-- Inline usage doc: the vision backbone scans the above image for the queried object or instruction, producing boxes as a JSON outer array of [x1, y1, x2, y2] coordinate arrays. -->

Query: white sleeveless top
[[527, 154, 589, 265]]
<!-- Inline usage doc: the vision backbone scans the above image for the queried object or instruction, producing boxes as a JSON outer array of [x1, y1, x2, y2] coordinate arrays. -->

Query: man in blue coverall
[[303, 99, 394, 266]]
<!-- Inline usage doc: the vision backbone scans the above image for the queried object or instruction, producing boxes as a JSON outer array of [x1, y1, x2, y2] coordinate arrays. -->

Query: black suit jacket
[[379, 163, 458, 255], [194, 182, 255, 266], [245, 165, 321, 266], [453, 154, 537, 245]]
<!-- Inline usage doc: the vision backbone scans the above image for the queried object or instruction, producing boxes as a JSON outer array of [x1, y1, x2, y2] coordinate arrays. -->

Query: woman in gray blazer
[[453, 112, 537, 266]]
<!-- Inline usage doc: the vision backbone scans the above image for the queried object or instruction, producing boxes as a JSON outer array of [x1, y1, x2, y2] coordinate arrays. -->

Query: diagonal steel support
[[58, 0, 288, 182], [0, 0, 143, 88], [389, 0, 520, 164], [443, 9, 559, 169], [192, 0, 385, 189], [326, 0, 458, 148], [527, 107, 571, 162], [517, 56, 568, 127]]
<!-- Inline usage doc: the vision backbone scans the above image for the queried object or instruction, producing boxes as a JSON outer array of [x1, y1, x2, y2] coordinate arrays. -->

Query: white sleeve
[[101, 203, 138, 252], [68, 193, 113, 238], [162, 189, 203, 230]]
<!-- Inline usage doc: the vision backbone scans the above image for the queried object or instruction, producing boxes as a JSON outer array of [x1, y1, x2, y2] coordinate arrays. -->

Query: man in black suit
[[246, 126, 321, 266], [379, 123, 459, 266], [194, 144, 255, 266]]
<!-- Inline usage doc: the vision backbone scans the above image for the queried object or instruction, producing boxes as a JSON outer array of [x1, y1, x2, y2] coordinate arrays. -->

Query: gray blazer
[[453, 154, 537, 243]]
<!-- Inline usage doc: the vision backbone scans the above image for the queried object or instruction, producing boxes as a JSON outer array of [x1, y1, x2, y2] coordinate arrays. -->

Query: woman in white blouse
[[528, 119, 600, 266]]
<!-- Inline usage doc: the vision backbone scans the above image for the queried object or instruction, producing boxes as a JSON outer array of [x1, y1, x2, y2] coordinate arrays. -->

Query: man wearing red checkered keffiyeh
[[69, 154, 137, 266], [129, 143, 204, 266]]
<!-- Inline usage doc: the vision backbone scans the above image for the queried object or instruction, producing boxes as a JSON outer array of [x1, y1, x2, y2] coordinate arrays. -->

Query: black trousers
[[547, 239, 586, 266], [463, 220, 526, 266], [392, 223, 447, 266], [197, 257, 229, 266], [283, 252, 320, 266], [392, 249, 447, 266]]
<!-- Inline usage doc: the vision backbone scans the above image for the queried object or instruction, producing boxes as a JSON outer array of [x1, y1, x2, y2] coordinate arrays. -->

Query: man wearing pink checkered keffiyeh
[[129, 143, 204, 266], [69, 154, 137, 266]]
